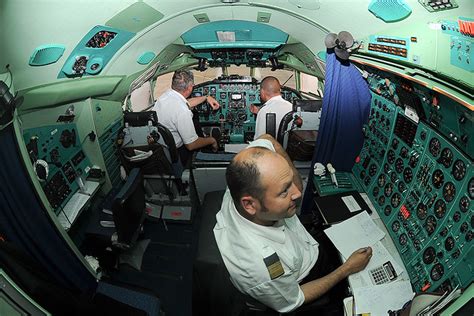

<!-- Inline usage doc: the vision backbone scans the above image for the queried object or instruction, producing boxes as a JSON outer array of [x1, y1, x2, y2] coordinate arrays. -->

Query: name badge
[[263, 252, 284, 280]]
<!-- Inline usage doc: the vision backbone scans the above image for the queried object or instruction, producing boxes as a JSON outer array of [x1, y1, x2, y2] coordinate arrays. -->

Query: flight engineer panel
[[352, 65, 473, 294]]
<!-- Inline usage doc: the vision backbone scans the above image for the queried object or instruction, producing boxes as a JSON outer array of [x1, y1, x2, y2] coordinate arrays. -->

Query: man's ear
[[240, 195, 259, 216]]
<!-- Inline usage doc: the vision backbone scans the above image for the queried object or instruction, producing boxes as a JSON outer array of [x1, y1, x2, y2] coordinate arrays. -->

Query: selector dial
[[452, 160, 467, 181], [432, 169, 445, 189], [429, 138, 441, 157], [442, 182, 456, 202]]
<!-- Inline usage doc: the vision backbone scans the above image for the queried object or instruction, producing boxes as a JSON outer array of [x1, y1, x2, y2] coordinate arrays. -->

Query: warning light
[[355, 156, 361, 163], [400, 205, 410, 220]]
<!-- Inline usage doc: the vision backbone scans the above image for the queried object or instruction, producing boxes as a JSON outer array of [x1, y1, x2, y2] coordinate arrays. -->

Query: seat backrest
[[276, 111, 295, 145], [111, 168, 146, 248], [265, 113, 277, 138]]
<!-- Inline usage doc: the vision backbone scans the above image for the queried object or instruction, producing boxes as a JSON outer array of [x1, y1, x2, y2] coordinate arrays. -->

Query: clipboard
[[314, 190, 372, 225]]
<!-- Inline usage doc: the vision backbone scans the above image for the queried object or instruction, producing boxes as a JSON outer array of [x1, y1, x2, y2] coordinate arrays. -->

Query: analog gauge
[[425, 216, 437, 235], [378, 174, 386, 187], [392, 138, 399, 150], [369, 164, 377, 177], [237, 111, 247, 122], [417, 203, 428, 220], [452, 160, 466, 181], [378, 195, 385, 206], [460, 222, 468, 233], [384, 183, 394, 197], [466, 231, 473, 242], [439, 227, 448, 237], [432, 169, 445, 189], [420, 130, 427, 140], [364, 177, 371, 186], [387, 150, 395, 164], [408, 230, 415, 240], [440, 148, 454, 168], [423, 246, 436, 264], [453, 211, 461, 222], [398, 181, 406, 192], [391, 193, 401, 208], [444, 236, 455, 251], [469, 178, 474, 199], [391, 220, 400, 232], [384, 205, 392, 216], [399, 233, 408, 246], [409, 155, 419, 168], [384, 163, 390, 173], [442, 182, 456, 202], [400, 146, 408, 158], [459, 196, 470, 213], [414, 239, 421, 251], [403, 167, 413, 183], [373, 186, 380, 197], [391, 172, 397, 183], [429, 138, 441, 157], [430, 263, 444, 281], [452, 249, 460, 259], [395, 158, 404, 174], [434, 199, 447, 219], [360, 170, 366, 179]]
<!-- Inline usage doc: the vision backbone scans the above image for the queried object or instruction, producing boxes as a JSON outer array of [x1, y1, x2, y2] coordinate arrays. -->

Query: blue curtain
[[301, 51, 371, 213], [0, 124, 96, 293]]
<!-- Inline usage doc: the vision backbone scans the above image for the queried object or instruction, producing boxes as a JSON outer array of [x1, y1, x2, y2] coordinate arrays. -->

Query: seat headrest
[[292, 99, 323, 112]]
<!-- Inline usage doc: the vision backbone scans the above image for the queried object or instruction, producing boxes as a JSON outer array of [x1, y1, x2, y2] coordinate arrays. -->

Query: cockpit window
[[299, 72, 323, 98]]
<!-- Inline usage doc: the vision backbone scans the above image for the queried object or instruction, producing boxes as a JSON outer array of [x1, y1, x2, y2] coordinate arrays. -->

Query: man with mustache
[[214, 134, 372, 313]]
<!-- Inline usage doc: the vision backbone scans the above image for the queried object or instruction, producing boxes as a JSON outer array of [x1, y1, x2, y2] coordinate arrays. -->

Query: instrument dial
[[429, 138, 441, 157], [384, 183, 393, 197], [377, 174, 386, 187], [459, 196, 470, 213], [432, 169, 445, 189], [466, 231, 473, 242], [440, 227, 448, 237], [430, 263, 444, 281], [391, 193, 401, 208], [384, 205, 392, 216], [417, 203, 428, 220], [387, 150, 395, 164], [391, 172, 397, 183], [440, 148, 454, 168], [453, 211, 461, 222], [452, 249, 460, 259], [378, 195, 385, 206], [460, 222, 469, 233], [444, 236, 455, 251], [369, 164, 377, 177], [434, 200, 447, 219], [384, 163, 390, 173], [395, 158, 404, 174], [392, 220, 400, 232], [409, 155, 419, 168], [423, 247, 436, 264], [452, 160, 466, 181], [442, 182, 456, 202], [400, 146, 408, 158], [403, 167, 413, 183], [399, 233, 408, 246], [398, 181, 406, 192], [391, 138, 399, 150], [425, 215, 437, 235], [414, 239, 421, 251], [372, 186, 380, 197]]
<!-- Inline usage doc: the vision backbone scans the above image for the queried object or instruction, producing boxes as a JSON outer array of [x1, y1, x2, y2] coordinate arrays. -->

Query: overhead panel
[[368, 0, 412, 23], [105, 2, 164, 33]]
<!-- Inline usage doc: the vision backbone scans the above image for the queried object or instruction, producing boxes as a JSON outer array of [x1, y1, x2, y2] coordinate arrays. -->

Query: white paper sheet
[[353, 280, 413, 316], [324, 211, 385, 259]]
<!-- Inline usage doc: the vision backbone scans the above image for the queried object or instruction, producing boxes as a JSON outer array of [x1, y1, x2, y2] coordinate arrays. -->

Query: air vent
[[257, 12, 271, 23], [194, 13, 210, 23], [137, 51, 156, 65], [368, 0, 412, 22], [29, 45, 65, 66]]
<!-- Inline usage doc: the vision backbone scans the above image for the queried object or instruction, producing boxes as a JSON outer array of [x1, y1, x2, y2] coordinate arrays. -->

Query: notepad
[[314, 190, 371, 225]]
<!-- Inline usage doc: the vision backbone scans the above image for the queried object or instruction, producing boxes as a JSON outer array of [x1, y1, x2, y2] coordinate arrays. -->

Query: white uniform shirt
[[213, 139, 319, 313], [254, 95, 292, 140], [152, 89, 198, 148]]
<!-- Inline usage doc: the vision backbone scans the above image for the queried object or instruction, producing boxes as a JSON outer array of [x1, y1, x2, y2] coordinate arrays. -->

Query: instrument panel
[[191, 75, 300, 147], [353, 91, 473, 293], [23, 124, 92, 214]]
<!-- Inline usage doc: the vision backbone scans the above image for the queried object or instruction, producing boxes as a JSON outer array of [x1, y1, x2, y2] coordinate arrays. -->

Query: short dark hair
[[226, 149, 268, 212], [171, 70, 194, 92]]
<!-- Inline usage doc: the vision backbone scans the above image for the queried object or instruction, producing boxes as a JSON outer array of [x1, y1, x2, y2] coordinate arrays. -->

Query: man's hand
[[342, 247, 372, 275], [207, 96, 220, 110], [250, 104, 260, 114], [210, 137, 218, 152]]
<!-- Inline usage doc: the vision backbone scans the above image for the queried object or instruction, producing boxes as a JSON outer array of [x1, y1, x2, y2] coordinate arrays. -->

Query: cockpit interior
[[0, 0, 472, 315]]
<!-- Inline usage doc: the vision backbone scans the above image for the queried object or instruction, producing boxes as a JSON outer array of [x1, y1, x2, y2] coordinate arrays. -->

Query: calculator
[[369, 261, 397, 285]]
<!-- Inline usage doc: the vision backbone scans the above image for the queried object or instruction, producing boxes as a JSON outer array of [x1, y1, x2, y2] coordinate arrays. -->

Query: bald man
[[214, 135, 372, 313], [251, 76, 293, 139]]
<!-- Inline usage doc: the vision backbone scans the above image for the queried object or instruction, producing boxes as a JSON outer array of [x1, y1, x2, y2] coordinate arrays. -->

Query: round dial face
[[453, 211, 461, 222], [387, 150, 396, 164], [452, 160, 466, 181], [444, 236, 455, 251], [440, 148, 454, 168], [425, 216, 437, 235], [373, 186, 380, 197], [430, 263, 444, 281], [395, 158, 404, 174], [417, 203, 428, 220], [442, 182, 456, 202], [403, 167, 413, 183], [429, 137, 441, 157], [391, 193, 401, 208], [409, 155, 419, 168], [434, 199, 447, 219], [399, 233, 408, 246], [378, 174, 386, 187], [391, 171, 398, 183], [400, 146, 408, 158], [378, 195, 385, 206], [432, 169, 445, 189], [384, 183, 394, 197], [384, 163, 390, 173], [398, 181, 406, 192], [391, 220, 400, 232], [392, 138, 399, 150], [384, 205, 392, 216], [459, 196, 470, 213], [369, 164, 377, 177]]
